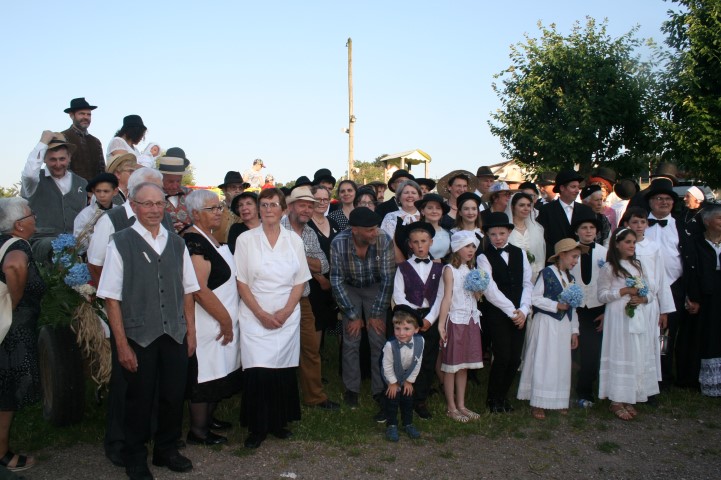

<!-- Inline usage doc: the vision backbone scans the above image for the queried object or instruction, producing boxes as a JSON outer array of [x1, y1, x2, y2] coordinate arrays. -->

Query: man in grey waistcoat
[[21, 131, 88, 263], [97, 182, 199, 480]]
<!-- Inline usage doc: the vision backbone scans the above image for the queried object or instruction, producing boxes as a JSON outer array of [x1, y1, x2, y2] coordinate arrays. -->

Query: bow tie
[[399, 341, 413, 349], [648, 218, 668, 227], [414, 257, 431, 264], [496, 246, 509, 253], [166, 192, 185, 199]]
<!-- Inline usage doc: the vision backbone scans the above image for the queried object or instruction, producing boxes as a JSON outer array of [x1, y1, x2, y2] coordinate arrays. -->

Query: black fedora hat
[[312, 168, 337, 187], [591, 166, 617, 184], [456, 191, 482, 209], [388, 169, 415, 192], [570, 210, 601, 232], [481, 212, 514, 232], [218, 171, 244, 189], [395, 221, 436, 254], [536, 171, 557, 187], [613, 179, 639, 200], [476, 166, 499, 179], [349, 207, 381, 227], [580, 184, 602, 200], [64, 97, 97, 113], [85, 172, 119, 192], [293, 176, 312, 190], [415, 178, 436, 192], [230, 190, 258, 216], [552, 170, 584, 193], [650, 162, 679, 184], [414, 193, 450, 215], [644, 178, 679, 201], [123, 114, 145, 129]]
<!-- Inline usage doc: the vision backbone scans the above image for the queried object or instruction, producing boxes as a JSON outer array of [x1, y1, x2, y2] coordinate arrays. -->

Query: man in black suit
[[536, 170, 594, 262], [376, 170, 414, 218]]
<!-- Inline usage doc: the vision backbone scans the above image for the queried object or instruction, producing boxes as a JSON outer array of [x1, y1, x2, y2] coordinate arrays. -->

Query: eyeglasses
[[133, 200, 166, 209], [357, 201, 375, 208], [200, 205, 224, 213], [15, 212, 36, 222], [259, 202, 281, 210], [315, 198, 330, 203]]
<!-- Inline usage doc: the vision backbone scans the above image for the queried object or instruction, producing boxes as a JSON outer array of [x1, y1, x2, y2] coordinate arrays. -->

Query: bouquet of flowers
[[558, 283, 584, 309], [464, 268, 490, 293], [40, 234, 110, 386], [526, 251, 536, 264], [624, 276, 649, 318]]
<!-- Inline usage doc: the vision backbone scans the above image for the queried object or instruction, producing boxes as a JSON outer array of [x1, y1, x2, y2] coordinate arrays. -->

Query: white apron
[[193, 229, 241, 383]]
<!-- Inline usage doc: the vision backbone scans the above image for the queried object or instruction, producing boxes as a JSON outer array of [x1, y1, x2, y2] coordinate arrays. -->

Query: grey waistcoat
[[27, 170, 87, 237], [114, 227, 187, 347]]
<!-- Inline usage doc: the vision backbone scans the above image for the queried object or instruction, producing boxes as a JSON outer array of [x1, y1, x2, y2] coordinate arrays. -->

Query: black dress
[[307, 217, 341, 331], [227, 223, 251, 254], [0, 235, 45, 410], [183, 233, 242, 403]]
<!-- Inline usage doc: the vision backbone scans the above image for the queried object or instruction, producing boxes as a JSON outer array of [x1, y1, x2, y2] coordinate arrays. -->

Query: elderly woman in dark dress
[[182, 190, 242, 445], [0, 198, 45, 473], [227, 191, 260, 254]]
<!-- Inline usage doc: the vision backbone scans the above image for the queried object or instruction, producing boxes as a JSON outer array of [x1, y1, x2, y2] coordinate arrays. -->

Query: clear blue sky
[[0, 0, 674, 188]]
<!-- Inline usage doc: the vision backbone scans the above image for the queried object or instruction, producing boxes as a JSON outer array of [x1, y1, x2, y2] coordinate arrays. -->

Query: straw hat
[[548, 238, 589, 262], [437, 170, 479, 199]]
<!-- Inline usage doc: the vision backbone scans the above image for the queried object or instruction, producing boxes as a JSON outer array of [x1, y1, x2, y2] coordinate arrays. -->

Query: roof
[[378, 149, 432, 166]]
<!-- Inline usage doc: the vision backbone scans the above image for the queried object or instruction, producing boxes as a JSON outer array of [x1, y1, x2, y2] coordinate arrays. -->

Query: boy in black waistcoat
[[392, 222, 443, 419], [477, 212, 534, 413]]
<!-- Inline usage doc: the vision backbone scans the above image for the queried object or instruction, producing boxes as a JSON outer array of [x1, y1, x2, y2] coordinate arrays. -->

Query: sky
[[0, 0, 676, 189]]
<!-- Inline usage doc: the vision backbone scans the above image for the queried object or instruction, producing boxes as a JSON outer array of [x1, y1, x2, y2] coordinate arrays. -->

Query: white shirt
[[559, 198, 575, 224], [87, 202, 135, 266], [97, 222, 199, 301], [382, 337, 424, 385], [645, 213, 683, 284], [706, 239, 721, 270], [21, 142, 73, 197], [477, 243, 534, 317], [392, 255, 444, 324], [380, 209, 420, 238]]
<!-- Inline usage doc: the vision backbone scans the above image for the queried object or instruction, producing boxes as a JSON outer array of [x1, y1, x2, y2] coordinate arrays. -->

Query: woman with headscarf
[[505, 192, 545, 282], [106, 115, 147, 163]]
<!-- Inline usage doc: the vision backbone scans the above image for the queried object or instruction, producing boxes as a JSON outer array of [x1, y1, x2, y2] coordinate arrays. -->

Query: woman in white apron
[[183, 191, 242, 445], [234, 188, 311, 449]]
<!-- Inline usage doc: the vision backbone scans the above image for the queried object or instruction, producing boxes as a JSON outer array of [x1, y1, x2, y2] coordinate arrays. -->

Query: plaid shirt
[[281, 216, 329, 297], [330, 228, 396, 320]]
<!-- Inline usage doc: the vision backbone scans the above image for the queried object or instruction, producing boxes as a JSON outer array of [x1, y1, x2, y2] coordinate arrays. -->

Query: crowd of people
[[0, 97, 719, 479]]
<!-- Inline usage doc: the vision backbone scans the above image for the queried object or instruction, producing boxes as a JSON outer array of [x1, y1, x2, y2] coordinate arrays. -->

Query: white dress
[[380, 209, 420, 238], [234, 227, 311, 369], [597, 261, 660, 404], [517, 266, 579, 409], [192, 229, 242, 383]]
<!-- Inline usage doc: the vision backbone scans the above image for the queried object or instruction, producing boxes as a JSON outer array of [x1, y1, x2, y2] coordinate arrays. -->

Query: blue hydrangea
[[558, 284, 584, 309], [64, 263, 90, 287], [625, 276, 649, 297], [58, 253, 73, 268], [597, 259, 606, 268], [464, 268, 490, 293], [51, 233, 76, 253]]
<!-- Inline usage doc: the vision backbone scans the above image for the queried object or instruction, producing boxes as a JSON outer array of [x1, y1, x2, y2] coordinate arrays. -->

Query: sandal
[[446, 409, 469, 423], [0, 451, 35, 472], [624, 404, 638, 417], [609, 402, 633, 421], [531, 407, 546, 420], [458, 407, 481, 420]]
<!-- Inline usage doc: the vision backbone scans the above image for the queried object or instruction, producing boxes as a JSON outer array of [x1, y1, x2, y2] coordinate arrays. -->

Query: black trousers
[[662, 279, 685, 386], [105, 333, 127, 455], [122, 335, 187, 467], [385, 388, 413, 427], [575, 305, 605, 401], [412, 310, 439, 405], [485, 307, 526, 402]]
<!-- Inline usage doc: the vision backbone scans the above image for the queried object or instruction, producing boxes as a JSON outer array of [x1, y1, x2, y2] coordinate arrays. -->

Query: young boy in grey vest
[[382, 305, 424, 442], [392, 222, 443, 419]]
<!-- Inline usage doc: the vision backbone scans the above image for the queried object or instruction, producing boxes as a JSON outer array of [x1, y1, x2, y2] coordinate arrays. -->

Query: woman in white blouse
[[506, 192, 545, 281], [106, 114, 147, 162], [380, 180, 422, 237]]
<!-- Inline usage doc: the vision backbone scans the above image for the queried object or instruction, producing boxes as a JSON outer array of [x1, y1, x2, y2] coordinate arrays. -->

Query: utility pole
[[346, 38, 355, 181]]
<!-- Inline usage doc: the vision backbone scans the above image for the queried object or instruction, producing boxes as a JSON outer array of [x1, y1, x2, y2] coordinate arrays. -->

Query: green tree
[[0, 184, 19, 198], [661, 0, 721, 187], [489, 17, 660, 177]]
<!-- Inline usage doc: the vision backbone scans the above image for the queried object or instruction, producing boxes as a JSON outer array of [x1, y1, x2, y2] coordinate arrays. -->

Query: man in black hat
[[376, 170, 415, 218], [312, 168, 337, 191], [474, 166, 498, 209], [61, 97, 105, 182], [628, 161, 680, 211], [213, 171, 245, 244], [536, 170, 594, 262], [330, 207, 396, 413], [159, 148, 192, 234]]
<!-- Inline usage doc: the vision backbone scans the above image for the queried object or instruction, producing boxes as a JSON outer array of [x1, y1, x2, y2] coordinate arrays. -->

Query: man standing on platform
[[61, 97, 105, 181]]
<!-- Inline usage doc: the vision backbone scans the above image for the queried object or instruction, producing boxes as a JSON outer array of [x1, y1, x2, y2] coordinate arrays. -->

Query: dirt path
[[23, 406, 721, 480]]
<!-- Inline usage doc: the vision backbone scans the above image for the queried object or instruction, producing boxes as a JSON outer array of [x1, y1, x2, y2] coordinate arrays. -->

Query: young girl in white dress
[[517, 239, 584, 419], [598, 227, 660, 421]]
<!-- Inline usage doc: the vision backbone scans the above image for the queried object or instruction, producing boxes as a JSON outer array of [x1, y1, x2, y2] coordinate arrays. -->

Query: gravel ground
[[20, 406, 721, 480]]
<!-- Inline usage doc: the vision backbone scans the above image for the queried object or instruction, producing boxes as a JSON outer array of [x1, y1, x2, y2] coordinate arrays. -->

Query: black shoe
[[125, 463, 154, 480], [244, 433, 265, 448], [502, 399, 515, 413], [175, 439, 186, 450], [373, 409, 387, 423], [271, 428, 293, 439], [414, 403, 432, 419], [186, 430, 228, 446], [210, 417, 233, 431], [151, 450, 193, 473], [344, 391, 359, 409], [314, 399, 340, 411], [105, 449, 125, 468], [487, 399, 505, 414]]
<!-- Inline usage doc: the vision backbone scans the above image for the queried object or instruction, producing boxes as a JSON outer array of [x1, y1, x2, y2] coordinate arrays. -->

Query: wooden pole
[[346, 38, 355, 181]]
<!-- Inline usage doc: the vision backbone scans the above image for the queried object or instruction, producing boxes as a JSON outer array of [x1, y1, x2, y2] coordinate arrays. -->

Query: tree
[[0, 184, 19, 198], [661, 0, 721, 187], [489, 17, 660, 177]]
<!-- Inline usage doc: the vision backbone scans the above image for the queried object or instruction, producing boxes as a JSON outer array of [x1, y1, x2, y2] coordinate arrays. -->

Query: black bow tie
[[414, 257, 431, 264], [496, 246, 509, 253], [648, 219, 668, 227], [166, 192, 185, 199], [399, 341, 413, 349]]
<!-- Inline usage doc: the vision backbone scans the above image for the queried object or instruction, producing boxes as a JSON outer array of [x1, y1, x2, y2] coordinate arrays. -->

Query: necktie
[[414, 257, 431, 264], [399, 341, 413, 349], [648, 219, 668, 227]]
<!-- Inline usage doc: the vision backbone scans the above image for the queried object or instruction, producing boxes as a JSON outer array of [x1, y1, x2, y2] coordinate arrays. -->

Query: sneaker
[[385, 425, 399, 442], [577, 399, 594, 409], [373, 409, 387, 423], [344, 391, 359, 409], [404, 424, 421, 439]]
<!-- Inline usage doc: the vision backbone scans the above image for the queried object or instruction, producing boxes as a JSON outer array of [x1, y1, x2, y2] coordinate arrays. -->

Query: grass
[[597, 441, 621, 454], [10, 333, 721, 453]]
